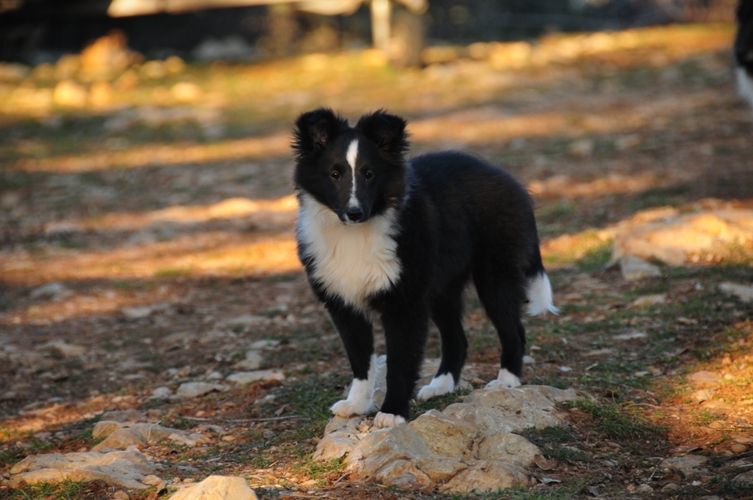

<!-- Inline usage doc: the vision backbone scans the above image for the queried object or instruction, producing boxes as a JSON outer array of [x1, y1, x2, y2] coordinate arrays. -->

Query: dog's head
[[292, 108, 408, 224]]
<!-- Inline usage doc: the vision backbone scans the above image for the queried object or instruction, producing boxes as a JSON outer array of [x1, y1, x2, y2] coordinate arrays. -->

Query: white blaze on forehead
[[346, 139, 360, 209]]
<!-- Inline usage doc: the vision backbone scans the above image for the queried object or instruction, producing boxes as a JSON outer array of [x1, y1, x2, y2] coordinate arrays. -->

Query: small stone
[[226, 370, 285, 385], [662, 482, 680, 492], [53, 80, 87, 108], [692, 389, 714, 402], [523, 355, 535, 365], [614, 330, 648, 341], [233, 350, 263, 370], [636, 483, 654, 494], [719, 282, 753, 303], [660, 455, 708, 477], [249, 339, 281, 350], [568, 138, 594, 157], [688, 371, 721, 387], [41, 341, 86, 358], [620, 256, 661, 281], [733, 470, 753, 487], [112, 491, 129, 500], [631, 294, 666, 307], [30, 282, 71, 300], [150, 387, 172, 399], [169, 475, 257, 500], [175, 382, 228, 399]]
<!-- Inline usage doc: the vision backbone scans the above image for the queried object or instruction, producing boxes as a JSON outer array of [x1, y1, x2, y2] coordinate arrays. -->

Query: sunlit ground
[[1, 22, 753, 498]]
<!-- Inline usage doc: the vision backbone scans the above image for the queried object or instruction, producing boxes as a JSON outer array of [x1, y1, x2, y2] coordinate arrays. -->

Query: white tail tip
[[526, 272, 559, 316]]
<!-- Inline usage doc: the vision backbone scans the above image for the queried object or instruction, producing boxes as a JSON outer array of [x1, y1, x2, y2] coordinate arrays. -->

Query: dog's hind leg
[[417, 283, 467, 401], [326, 301, 376, 417], [473, 266, 526, 388]]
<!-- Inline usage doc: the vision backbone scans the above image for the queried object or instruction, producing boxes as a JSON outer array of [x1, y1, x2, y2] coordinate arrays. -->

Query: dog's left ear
[[356, 110, 408, 159], [292, 108, 347, 158]]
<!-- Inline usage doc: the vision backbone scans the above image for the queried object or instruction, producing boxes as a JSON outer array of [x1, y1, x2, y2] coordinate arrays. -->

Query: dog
[[292, 108, 557, 428], [736, 0, 753, 109]]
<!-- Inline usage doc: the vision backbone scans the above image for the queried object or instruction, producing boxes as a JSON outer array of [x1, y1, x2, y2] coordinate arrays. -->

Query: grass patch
[[522, 427, 589, 465], [7, 480, 90, 500], [569, 399, 666, 444]]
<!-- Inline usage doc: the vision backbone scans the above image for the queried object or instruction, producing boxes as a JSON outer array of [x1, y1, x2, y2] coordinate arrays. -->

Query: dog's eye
[[330, 169, 341, 180], [363, 169, 374, 180]]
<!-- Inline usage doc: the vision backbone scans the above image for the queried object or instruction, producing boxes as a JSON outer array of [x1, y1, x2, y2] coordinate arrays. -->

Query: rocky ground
[[1, 23, 753, 499]]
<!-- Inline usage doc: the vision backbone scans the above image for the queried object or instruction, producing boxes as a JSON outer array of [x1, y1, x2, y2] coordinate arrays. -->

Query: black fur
[[293, 109, 546, 420], [736, 0, 753, 73]]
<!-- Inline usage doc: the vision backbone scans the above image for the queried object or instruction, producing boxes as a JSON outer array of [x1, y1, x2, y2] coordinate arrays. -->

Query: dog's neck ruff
[[296, 193, 402, 310]]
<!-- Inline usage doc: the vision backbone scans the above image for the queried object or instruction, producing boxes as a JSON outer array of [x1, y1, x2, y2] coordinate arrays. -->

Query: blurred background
[[1, 1, 753, 498]]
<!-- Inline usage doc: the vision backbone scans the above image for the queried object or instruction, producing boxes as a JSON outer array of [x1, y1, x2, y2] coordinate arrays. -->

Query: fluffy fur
[[293, 108, 556, 426], [736, 0, 753, 109]]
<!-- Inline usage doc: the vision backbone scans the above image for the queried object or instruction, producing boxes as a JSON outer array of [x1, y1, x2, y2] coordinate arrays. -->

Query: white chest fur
[[296, 194, 402, 310]]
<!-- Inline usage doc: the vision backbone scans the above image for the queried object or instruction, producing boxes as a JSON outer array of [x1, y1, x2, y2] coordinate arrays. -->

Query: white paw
[[417, 373, 455, 401], [485, 368, 522, 389], [374, 411, 406, 428], [330, 398, 373, 417]]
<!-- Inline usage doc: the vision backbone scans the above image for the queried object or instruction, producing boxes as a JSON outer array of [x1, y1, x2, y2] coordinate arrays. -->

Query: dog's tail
[[524, 246, 559, 316]]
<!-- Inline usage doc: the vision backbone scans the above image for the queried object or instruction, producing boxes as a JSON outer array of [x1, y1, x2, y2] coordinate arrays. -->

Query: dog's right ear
[[292, 108, 347, 158]]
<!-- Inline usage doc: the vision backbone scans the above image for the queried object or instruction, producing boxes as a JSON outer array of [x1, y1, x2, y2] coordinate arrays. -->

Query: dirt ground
[[1, 23, 753, 499]]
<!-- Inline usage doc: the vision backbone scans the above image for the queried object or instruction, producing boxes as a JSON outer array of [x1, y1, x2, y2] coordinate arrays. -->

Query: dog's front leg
[[326, 301, 376, 417], [375, 304, 428, 428]]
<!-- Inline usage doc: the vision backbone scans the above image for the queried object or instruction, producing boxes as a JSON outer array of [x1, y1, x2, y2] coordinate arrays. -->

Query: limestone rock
[[92, 421, 207, 451], [620, 256, 661, 281], [175, 382, 228, 399], [9, 449, 155, 489], [316, 383, 576, 493], [169, 475, 257, 500], [612, 208, 753, 266], [233, 350, 264, 370], [41, 341, 86, 358], [660, 455, 708, 477], [719, 282, 753, 303], [30, 282, 71, 300], [226, 370, 284, 385], [439, 460, 531, 493]]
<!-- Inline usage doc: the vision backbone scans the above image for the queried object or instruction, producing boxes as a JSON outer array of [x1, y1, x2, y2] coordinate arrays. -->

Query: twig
[[181, 415, 304, 423]]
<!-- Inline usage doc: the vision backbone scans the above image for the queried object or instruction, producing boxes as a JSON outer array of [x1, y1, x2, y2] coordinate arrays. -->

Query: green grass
[[569, 399, 666, 444], [522, 427, 589, 465], [411, 388, 470, 416], [7, 480, 89, 500]]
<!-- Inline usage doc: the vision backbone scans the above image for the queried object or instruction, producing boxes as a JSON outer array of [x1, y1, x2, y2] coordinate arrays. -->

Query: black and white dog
[[292, 109, 557, 428], [737, 0, 753, 109]]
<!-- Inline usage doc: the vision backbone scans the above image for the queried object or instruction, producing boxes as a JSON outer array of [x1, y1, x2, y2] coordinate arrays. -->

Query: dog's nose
[[346, 207, 364, 222]]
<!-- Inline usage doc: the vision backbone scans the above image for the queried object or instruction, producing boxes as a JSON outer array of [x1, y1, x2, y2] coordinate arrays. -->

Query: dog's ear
[[292, 108, 347, 158], [356, 110, 408, 159]]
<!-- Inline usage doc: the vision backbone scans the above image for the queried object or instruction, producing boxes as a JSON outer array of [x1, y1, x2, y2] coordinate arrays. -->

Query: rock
[[233, 350, 264, 370], [660, 455, 708, 477], [687, 371, 721, 387], [170, 475, 257, 500], [53, 80, 88, 108], [631, 294, 667, 307], [318, 384, 576, 493], [568, 138, 594, 157], [223, 315, 270, 330], [175, 382, 228, 399], [620, 256, 661, 281], [732, 470, 753, 487], [192, 36, 255, 62], [249, 339, 281, 350], [30, 282, 71, 300], [719, 282, 753, 303], [41, 341, 86, 358], [121, 304, 167, 319], [112, 491, 129, 500], [8, 449, 155, 489], [636, 483, 654, 494], [150, 386, 172, 399], [99, 410, 146, 423], [440, 461, 531, 493], [226, 370, 285, 385], [612, 208, 753, 266], [171, 82, 202, 103], [476, 433, 541, 467], [614, 330, 648, 341], [92, 421, 207, 451]]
